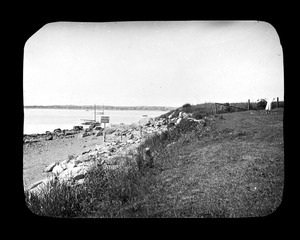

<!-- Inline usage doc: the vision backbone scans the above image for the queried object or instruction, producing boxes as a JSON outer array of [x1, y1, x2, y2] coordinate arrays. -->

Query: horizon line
[[23, 104, 177, 109]]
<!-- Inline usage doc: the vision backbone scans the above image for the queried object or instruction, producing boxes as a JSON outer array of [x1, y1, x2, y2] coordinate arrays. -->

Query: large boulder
[[27, 176, 56, 196], [58, 166, 87, 182], [52, 164, 66, 175], [96, 131, 103, 136], [43, 162, 58, 173], [81, 132, 89, 138], [88, 150, 99, 158], [168, 112, 176, 119], [27, 179, 44, 191], [182, 112, 191, 118], [98, 146, 110, 154], [95, 144, 102, 150], [94, 126, 102, 131], [75, 153, 91, 164], [108, 146, 116, 153], [64, 131, 74, 136], [46, 135, 53, 141], [53, 128, 62, 134], [73, 125, 83, 131], [129, 133, 135, 139], [59, 160, 74, 170], [126, 139, 135, 144], [176, 118, 182, 125]]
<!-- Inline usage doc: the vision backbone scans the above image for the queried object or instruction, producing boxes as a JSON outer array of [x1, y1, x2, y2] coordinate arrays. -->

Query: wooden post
[[215, 103, 217, 114], [103, 123, 106, 142], [140, 126, 143, 138], [248, 99, 250, 110], [277, 97, 279, 108]]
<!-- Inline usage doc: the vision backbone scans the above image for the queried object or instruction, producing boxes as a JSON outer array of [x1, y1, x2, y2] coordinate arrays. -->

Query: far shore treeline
[[24, 105, 175, 111]]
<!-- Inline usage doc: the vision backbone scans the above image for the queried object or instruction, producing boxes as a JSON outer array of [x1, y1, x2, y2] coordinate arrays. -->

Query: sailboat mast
[[94, 104, 96, 121]]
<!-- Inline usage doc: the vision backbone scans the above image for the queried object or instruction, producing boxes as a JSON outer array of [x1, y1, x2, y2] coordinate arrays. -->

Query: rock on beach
[[43, 162, 58, 173]]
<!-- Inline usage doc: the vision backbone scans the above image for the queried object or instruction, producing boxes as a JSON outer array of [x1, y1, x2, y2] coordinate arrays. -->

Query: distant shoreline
[[24, 105, 175, 111]]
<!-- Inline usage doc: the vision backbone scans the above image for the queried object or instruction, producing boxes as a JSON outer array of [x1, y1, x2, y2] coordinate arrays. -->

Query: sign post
[[101, 116, 110, 142], [139, 125, 143, 138]]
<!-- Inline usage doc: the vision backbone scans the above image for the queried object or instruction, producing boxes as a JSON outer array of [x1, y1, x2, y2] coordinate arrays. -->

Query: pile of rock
[[27, 148, 108, 196], [80, 124, 104, 138], [23, 125, 85, 144], [26, 132, 144, 196], [139, 111, 207, 136]]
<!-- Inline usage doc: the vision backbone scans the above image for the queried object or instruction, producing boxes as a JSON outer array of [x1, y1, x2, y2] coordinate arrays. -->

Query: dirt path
[[23, 133, 104, 189]]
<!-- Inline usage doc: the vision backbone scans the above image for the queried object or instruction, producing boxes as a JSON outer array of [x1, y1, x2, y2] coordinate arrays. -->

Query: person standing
[[265, 97, 275, 113]]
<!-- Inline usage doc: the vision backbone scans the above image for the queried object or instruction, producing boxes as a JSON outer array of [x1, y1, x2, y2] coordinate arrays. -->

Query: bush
[[182, 103, 191, 108], [222, 103, 232, 112], [181, 103, 193, 113], [192, 110, 205, 120], [176, 118, 199, 134], [257, 99, 267, 110]]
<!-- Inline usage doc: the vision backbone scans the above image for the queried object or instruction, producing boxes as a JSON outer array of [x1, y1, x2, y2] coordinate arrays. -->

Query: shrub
[[181, 103, 193, 113], [257, 99, 267, 110], [175, 118, 199, 134], [182, 103, 191, 108], [192, 110, 205, 120], [222, 103, 232, 112]]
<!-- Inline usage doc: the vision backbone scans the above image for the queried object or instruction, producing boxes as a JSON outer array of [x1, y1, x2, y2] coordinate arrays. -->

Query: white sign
[[101, 116, 110, 123]]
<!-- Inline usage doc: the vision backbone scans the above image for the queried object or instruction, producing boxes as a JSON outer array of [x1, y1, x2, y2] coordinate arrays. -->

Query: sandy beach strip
[[23, 133, 104, 189]]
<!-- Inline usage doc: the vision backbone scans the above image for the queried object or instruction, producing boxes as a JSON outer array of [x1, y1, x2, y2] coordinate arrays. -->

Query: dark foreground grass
[[25, 108, 284, 218], [25, 158, 156, 217]]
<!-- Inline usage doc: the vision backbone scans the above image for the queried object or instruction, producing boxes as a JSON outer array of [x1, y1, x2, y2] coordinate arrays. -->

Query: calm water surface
[[24, 108, 168, 134]]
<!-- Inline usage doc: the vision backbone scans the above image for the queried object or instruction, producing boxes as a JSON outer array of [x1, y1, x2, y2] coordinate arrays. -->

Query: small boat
[[81, 119, 96, 125]]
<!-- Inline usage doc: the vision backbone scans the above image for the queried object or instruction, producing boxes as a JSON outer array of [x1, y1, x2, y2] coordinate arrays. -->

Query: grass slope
[[137, 111, 284, 217]]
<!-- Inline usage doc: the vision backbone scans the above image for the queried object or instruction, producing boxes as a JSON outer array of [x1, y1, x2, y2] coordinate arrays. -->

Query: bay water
[[23, 108, 169, 134]]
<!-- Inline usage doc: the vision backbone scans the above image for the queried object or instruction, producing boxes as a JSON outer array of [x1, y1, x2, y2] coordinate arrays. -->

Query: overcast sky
[[23, 21, 283, 107]]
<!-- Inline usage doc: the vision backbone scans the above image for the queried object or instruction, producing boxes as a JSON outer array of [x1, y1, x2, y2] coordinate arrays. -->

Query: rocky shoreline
[[24, 112, 207, 196]]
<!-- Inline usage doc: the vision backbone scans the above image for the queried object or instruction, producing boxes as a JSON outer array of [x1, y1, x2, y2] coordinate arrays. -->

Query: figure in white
[[265, 97, 276, 113]]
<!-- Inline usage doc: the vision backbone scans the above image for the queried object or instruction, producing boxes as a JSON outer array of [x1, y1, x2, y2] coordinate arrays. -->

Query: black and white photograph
[[23, 21, 284, 218]]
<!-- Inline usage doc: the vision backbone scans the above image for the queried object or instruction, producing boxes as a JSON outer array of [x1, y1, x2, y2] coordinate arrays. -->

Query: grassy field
[[137, 110, 284, 217], [25, 107, 284, 218]]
